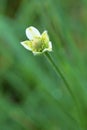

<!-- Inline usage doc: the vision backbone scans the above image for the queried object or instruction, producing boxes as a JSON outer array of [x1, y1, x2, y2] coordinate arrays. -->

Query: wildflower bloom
[[21, 26, 52, 55]]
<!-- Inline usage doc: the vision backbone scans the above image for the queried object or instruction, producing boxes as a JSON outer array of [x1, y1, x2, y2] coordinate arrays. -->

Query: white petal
[[33, 51, 42, 55], [26, 26, 41, 40], [48, 41, 52, 51], [43, 48, 51, 52], [41, 30, 49, 43], [42, 41, 52, 52], [20, 41, 32, 51]]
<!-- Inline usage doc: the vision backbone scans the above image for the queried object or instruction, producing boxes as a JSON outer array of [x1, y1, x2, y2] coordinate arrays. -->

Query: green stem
[[44, 53, 74, 97], [44, 52, 84, 129], [44, 52, 74, 99]]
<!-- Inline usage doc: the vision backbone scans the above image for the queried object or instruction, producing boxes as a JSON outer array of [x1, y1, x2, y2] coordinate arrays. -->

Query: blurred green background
[[0, 0, 87, 129]]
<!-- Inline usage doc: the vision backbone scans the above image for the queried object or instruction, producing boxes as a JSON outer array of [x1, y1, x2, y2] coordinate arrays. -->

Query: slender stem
[[44, 52, 84, 129], [44, 52, 74, 99]]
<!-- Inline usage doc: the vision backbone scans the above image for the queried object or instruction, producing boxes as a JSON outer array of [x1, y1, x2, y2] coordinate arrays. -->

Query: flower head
[[21, 26, 52, 55]]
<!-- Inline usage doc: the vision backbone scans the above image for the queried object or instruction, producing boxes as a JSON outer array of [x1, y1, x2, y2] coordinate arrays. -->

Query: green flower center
[[32, 35, 49, 52]]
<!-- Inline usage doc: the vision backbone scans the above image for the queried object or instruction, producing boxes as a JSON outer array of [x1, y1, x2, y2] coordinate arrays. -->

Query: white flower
[[21, 26, 52, 55]]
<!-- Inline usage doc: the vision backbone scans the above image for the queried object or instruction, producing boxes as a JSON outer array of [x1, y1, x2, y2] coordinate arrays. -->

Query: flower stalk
[[44, 52, 85, 129], [44, 52, 73, 97]]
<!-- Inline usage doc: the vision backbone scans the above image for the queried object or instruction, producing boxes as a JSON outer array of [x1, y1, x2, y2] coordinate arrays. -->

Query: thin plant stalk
[[44, 52, 85, 129], [44, 52, 74, 98]]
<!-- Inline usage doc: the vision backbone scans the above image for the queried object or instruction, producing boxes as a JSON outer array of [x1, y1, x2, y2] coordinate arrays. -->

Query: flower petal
[[41, 30, 49, 43], [33, 51, 42, 55], [42, 41, 52, 52], [26, 26, 41, 40], [48, 41, 52, 51], [20, 40, 32, 51]]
